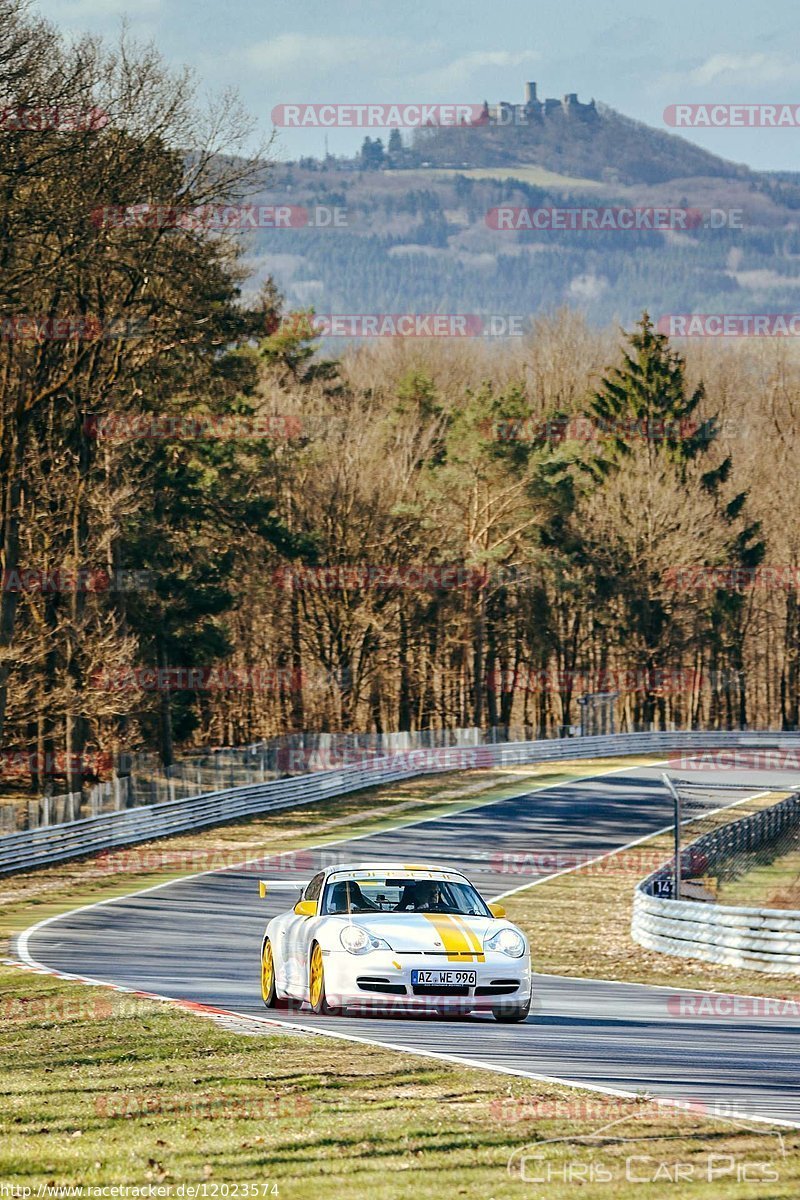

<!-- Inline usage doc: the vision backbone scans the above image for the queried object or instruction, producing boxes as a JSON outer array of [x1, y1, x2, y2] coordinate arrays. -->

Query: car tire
[[492, 994, 532, 1023], [309, 942, 342, 1016], [260, 937, 279, 1008]]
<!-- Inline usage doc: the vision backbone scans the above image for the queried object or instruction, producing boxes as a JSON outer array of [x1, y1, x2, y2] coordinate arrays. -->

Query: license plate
[[411, 969, 476, 986]]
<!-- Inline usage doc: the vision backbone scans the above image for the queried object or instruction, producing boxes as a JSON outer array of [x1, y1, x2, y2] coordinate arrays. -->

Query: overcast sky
[[40, 0, 800, 171]]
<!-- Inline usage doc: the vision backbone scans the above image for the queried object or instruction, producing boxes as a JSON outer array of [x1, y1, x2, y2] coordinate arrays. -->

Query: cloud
[[692, 53, 800, 86], [661, 53, 800, 91], [413, 50, 540, 92], [240, 37, 536, 101], [243, 34, 405, 76]]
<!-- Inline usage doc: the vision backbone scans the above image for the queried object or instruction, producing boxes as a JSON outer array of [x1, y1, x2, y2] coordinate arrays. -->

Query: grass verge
[[717, 836, 800, 911], [2, 982, 798, 1197]]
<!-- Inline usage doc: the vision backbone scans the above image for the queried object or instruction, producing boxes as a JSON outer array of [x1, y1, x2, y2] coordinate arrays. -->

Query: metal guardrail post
[[661, 771, 682, 900]]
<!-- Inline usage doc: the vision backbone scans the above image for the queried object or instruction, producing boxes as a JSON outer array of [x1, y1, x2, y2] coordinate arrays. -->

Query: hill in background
[[406, 88, 752, 186], [246, 86, 800, 330]]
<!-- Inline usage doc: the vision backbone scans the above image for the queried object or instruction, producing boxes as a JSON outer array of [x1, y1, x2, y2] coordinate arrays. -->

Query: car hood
[[333, 912, 512, 955]]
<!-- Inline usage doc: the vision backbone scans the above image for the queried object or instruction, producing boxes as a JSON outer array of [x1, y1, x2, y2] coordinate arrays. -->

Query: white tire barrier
[[632, 792, 800, 974]]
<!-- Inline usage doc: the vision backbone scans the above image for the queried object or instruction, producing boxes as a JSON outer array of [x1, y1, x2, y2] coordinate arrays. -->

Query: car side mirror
[[488, 902, 506, 918], [294, 899, 317, 917]]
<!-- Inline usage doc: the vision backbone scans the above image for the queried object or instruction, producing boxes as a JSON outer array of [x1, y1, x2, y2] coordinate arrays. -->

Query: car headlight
[[339, 926, 392, 955], [484, 927, 526, 958]]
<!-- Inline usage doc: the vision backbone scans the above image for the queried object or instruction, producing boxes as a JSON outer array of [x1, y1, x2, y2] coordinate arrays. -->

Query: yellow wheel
[[309, 943, 324, 1009], [261, 938, 277, 1007], [309, 943, 341, 1015]]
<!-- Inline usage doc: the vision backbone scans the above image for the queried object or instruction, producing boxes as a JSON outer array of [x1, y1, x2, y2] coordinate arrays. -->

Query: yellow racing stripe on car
[[422, 913, 469, 959], [450, 913, 485, 961], [422, 913, 484, 962]]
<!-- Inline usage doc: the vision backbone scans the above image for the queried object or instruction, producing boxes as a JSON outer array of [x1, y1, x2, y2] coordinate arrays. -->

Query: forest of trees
[[249, 167, 800, 331], [3, 0, 800, 797]]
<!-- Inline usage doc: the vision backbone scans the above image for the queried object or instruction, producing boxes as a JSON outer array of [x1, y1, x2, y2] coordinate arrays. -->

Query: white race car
[[258, 861, 532, 1021]]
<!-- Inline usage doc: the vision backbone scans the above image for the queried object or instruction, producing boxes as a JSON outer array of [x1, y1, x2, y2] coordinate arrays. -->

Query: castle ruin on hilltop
[[485, 82, 597, 124]]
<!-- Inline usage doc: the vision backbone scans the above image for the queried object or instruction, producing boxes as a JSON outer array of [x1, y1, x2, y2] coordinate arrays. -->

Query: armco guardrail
[[4, 725, 533, 833], [2, 729, 800, 876], [632, 792, 800, 973]]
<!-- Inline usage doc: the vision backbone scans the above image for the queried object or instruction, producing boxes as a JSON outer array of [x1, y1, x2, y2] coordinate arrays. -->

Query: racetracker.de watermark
[[91, 847, 318, 877], [271, 102, 486, 127], [668, 748, 800, 772], [665, 103, 800, 127], [285, 990, 538, 1017], [279, 313, 526, 338], [487, 846, 709, 878], [84, 414, 302, 441], [91, 667, 307, 692], [91, 204, 347, 229], [0, 315, 151, 340], [273, 564, 489, 590], [490, 1095, 747, 1123], [95, 1091, 311, 1120], [484, 667, 709, 695], [486, 416, 705, 443], [666, 992, 800, 1018], [0, 993, 152, 1022], [0, 105, 109, 131], [659, 314, 800, 337], [0, 567, 151, 593], [486, 206, 742, 231], [0, 749, 112, 777], [276, 745, 497, 775], [664, 565, 800, 590]]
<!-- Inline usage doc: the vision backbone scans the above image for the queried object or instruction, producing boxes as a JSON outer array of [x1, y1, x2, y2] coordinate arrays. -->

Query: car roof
[[322, 861, 469, 879]]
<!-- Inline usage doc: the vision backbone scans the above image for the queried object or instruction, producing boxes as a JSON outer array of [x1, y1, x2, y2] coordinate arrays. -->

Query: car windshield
[[322, 875, 491, 917]]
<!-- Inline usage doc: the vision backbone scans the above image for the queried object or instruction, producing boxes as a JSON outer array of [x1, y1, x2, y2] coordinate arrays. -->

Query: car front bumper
[[320, 948, 532, 1012]]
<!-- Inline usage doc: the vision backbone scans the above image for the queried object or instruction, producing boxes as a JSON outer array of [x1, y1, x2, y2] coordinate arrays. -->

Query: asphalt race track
[[17, 764, 800, 1127]]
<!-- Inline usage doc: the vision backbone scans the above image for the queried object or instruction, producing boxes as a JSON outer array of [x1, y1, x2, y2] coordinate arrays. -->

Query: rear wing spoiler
[[259, 879, 311, 898]]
